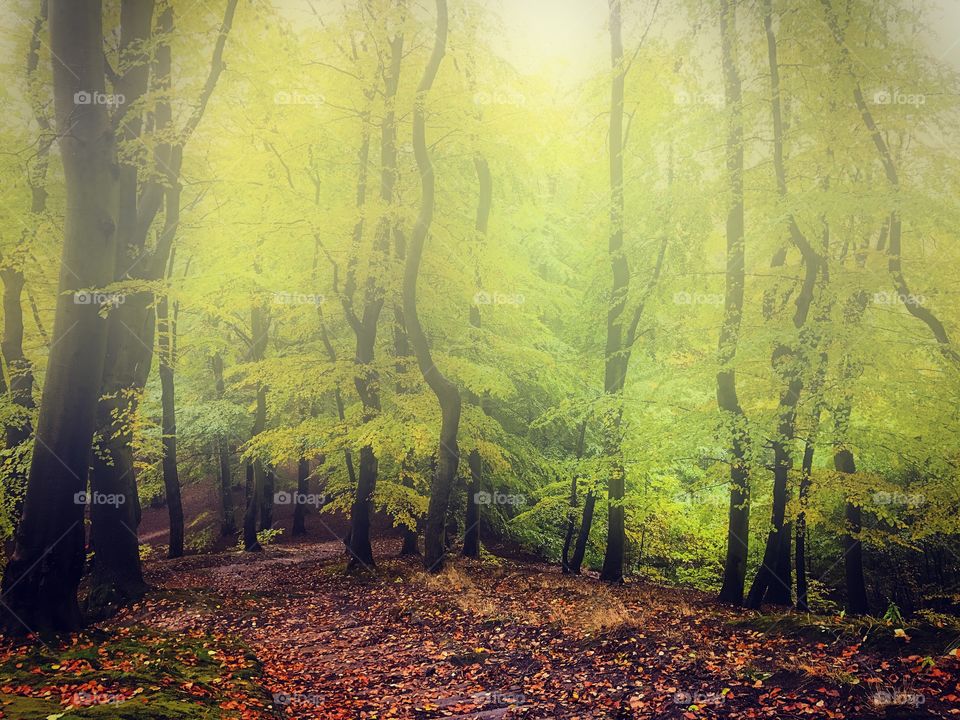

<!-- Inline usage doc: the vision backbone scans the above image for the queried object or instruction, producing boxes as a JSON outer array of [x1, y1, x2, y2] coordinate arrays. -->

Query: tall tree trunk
[[600, 0, 628, 584], [212, 353, 235, 536], [0, 0, 118, 634], [561, 420, 588, 573], [746, 0, 824, 609], [835, 448, 869, 614], [342, 32, 402, 570], [293, 458, 309, 536], [85, 0, 157, 611], [570, 491, 596, 574], [715, 0, 750, 606], [242, 304, 270, 552], [260, 469, 274, 530], [463, 154, 492, 560], [157, 286, 183, 558], [404, 0, 458, 573]]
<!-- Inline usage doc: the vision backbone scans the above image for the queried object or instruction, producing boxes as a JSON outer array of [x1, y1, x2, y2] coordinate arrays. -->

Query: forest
[[0, 0, 959, 717]]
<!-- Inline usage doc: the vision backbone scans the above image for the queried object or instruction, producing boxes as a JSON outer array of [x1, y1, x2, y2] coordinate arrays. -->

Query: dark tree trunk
[[463, 450, 482, 558], [716, 0, 750, 606], [260, 469, 274, 530], [570, 491, 596, 575], [600, 0, 627, 585], [86, 0, 157, 611], [462, 154, 492, 560], [561, 420, 588, 573], [835, 448, 869, 614], [242, 305, 270, 552], [1, 0, 118, 634], [157, 291, 183, 558], [795, 437, 815, 611], [292, 458, 309, 536], [405, 0, 459, 573], [212, 353, 235, 536]]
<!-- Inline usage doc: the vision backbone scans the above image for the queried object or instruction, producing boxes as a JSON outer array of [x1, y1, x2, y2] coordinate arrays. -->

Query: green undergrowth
[[0, 625, 276, 719]]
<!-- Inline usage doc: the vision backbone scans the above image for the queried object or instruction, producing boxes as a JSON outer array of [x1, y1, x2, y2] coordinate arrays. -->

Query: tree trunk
[[242, 304, 269, 552], [404, 0, 458, 573], [0, 0, 118, 634], [600, 0, 627, 585], [157, 290, 183, 558], [561, 420, 588, 573], [715, 0, 750, 606], [292, 458, 309, 536], [462, 154, 492, 560], [212, 353, 235, 536], [570, 491, 596, 575], [835, 448, 869, 614]]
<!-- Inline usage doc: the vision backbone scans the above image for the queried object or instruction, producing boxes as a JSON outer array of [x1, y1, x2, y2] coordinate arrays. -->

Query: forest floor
[[5, 532, 960, 719]]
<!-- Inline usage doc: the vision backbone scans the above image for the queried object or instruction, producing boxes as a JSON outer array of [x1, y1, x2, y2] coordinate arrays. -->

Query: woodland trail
[[101, 536, 960, 719]]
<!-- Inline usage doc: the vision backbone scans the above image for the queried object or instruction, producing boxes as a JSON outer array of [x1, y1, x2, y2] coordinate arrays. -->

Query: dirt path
[[109, 537, 960, 719]]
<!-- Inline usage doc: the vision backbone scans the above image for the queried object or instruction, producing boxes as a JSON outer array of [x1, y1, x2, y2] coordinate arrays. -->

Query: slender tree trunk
[[404, 0, 458, 573], [570, 491, 596, 574], [259, 469, 274, 530], [243, 304, 270, 552], [0, 0, 118, 634], [561, 420, 588, 573], [157, 286, 183, 558], [212, 353, 235, 536], [835, 448, 869, 614], [600, 0, 628, 584], [293, 458, 309, 536], [716, 0, 750, 606], [463, 154, 492, 560]]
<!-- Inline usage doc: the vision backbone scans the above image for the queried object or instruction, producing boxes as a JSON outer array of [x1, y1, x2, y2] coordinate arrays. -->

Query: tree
[[404, 0, 459, 573], [1, 0, 118, 633]]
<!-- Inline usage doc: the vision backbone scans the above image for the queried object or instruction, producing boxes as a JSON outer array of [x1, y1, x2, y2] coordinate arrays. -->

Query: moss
[[0, 626, 276, 719]]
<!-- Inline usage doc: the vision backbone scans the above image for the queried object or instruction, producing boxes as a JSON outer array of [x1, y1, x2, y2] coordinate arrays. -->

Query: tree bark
[[293, 458, 309, 536], [600, 0, 628, 584], [835, 448, 869, 614], [462, 154, 492, 560], [0, 0, 118, 634], [404, 0, 459, 573], [561, 420, 588, 573], [212, 353, 235, 536], [242, 304, 270, 552], [715, 0, 750, 606], [157, 286, 183, 558], [570, 491, 596, 575]]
